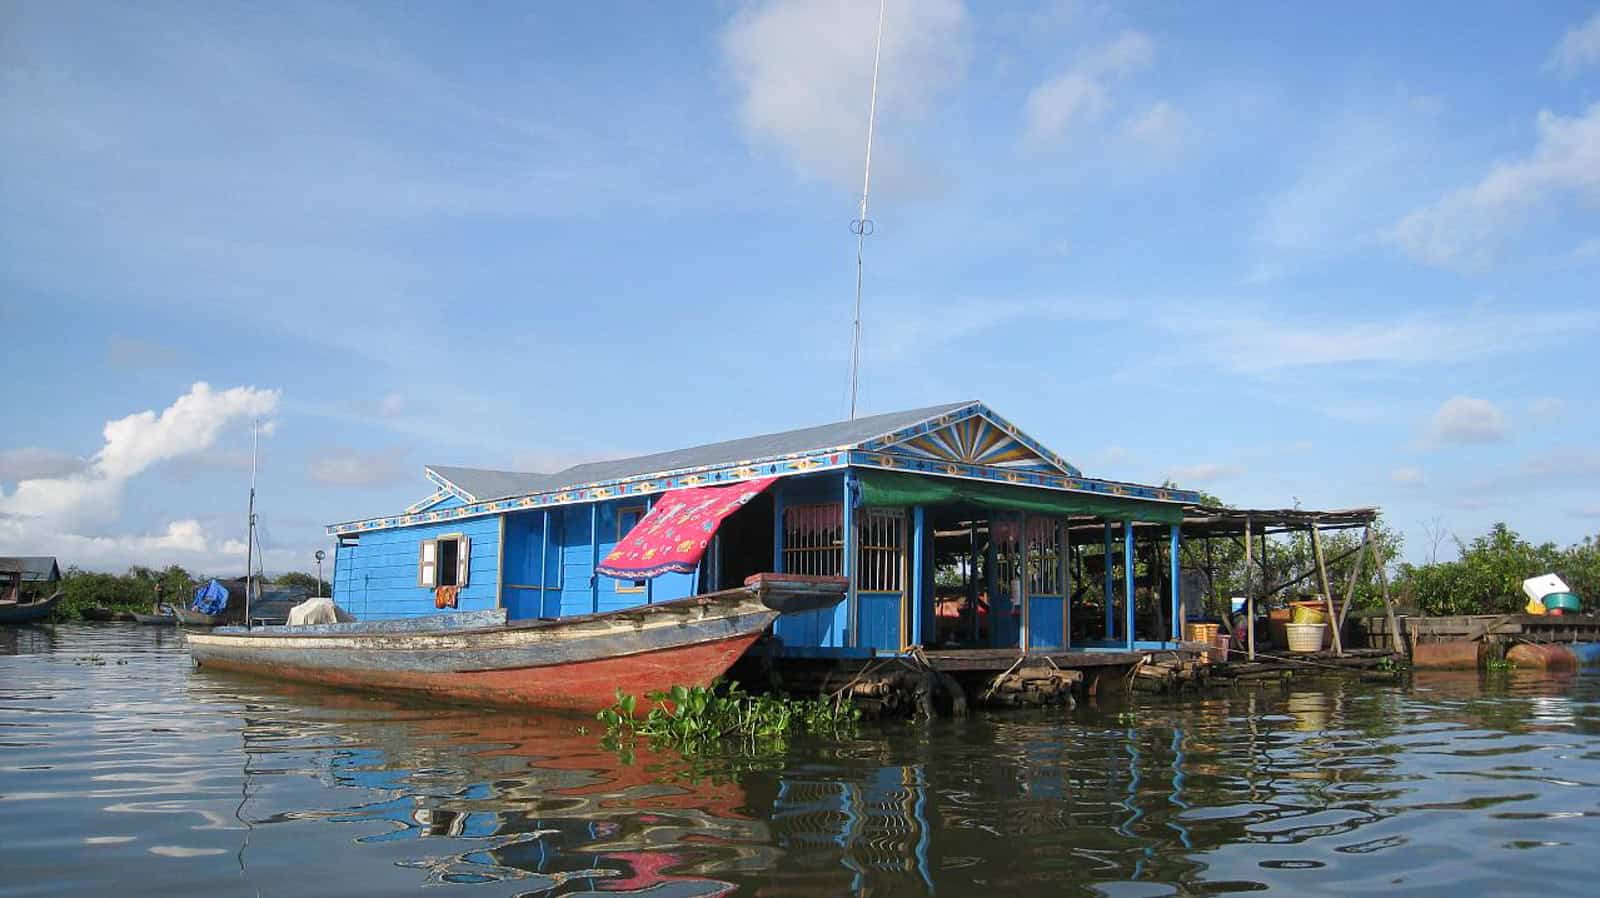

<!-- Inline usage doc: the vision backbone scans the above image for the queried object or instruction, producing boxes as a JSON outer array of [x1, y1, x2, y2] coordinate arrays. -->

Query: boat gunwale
[[192, 574, 845, 643]]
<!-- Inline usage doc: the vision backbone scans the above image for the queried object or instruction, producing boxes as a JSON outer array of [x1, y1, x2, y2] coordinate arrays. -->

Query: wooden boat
[[2, 557, 62, 625], [174, 607, 226, 628], [188, 573, 845, 711], [132, 604, 178, 626], [0, 590, 61, 625]]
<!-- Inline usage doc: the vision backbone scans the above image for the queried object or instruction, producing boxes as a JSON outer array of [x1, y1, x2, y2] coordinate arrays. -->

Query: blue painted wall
[[539, 499, 698, 618], [772, 472, 851, 651], [331, 516, 500, 621]]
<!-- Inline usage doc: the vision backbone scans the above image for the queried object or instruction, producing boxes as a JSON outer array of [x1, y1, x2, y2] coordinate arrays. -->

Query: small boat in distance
[[188, 573, 845, 712], [1, 557, 63, 625], [132, 603, 178, 626]]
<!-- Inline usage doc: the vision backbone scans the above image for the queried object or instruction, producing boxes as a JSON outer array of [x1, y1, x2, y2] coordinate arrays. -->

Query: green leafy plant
[[1485, 657, 1517, 673], [597, 681, 859, 755]]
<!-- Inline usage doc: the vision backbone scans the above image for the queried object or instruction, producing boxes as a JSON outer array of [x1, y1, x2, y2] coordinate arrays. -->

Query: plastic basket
[[1184, 622, 1220, 644], [1285, 623, 1325, 653]]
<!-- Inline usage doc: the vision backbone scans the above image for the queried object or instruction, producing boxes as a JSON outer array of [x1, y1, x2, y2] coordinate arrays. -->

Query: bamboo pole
[[1335, 525, 1369, 632], [1310, 523, 1344, 656], [1244, 515, 1255, 660], [1369, 535, 1405, 655]]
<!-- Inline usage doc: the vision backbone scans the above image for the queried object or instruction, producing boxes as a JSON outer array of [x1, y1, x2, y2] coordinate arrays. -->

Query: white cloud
[[0, 382, 279, 530], [1523, 447, 1600, 479], [1126, 100, 1182, 149], [1384, 103, 1600, 268], [1157, 304, 1596, 373], [307, 445, 411, 487], [1574, 236, 1600, 257], [1164, 462, 1241, 485], [1529, 397, 1564, 420], [1024, 30, 1155, 147], [1548, 12, 1600, 75], [721, 0, 968, 189], [0, 448, 88, 483], [376, 392, 407, 418], [1424, 396, 1509, 446], [1391, 466, 1425, 486], [0, 515, 303, 575]]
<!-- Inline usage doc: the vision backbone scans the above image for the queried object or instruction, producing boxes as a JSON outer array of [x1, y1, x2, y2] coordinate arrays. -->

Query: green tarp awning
[[855, 469, 1186, 524]]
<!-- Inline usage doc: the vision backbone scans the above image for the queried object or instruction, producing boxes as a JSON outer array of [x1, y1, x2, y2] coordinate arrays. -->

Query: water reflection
[[2, 625, 1599, 898]]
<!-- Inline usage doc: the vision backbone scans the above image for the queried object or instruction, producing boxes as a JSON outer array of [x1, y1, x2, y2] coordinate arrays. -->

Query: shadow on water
[[3, 625, 1600, 897]]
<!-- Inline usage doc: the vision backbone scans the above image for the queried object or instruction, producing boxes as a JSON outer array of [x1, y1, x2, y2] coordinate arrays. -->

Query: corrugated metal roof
[[429, 401, 977, 501], [0, 557, 61, 581]]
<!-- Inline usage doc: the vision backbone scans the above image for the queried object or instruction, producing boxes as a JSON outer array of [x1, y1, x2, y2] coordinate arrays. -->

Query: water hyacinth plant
[[597, 680, 859, 754]]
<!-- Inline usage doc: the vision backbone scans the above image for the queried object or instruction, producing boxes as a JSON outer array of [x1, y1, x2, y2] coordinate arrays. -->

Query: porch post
[[986, 517, 999, 648], [1061, 518, 1072, 649], [645, 495, 655, 605], [1103, 521, 1115, 640], [772, 483, 785, 573], [1169, 523, 1181, 643], [1019, 514, 1030, 653], [843, 470, 857, 648], [589, 502, 599, 613], [911, 505, 926, 648], [1123, 520, 1136, 652], [539, 508, 549, 613]]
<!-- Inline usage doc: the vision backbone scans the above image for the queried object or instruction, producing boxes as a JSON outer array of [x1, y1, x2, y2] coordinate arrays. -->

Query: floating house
[[327, 401, 1202, 655]]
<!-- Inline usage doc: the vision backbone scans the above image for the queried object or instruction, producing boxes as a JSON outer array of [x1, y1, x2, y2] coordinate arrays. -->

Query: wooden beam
[[1310, 524, 1344, 656], [1244, 515, 1255, 660], [1369, 535, 1405, 655], [1335, 525, 1369, 631]]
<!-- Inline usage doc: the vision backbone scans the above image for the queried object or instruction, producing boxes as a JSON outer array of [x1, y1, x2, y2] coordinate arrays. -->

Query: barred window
[[783, 503, 843, 577], [858, 508, 906, 593], [1026, 517, 1062, 595]]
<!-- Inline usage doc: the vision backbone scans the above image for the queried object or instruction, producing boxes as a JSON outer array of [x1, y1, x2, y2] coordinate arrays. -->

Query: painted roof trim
[[326, 449, 1196, 535], [325, 400, 1185, 535]]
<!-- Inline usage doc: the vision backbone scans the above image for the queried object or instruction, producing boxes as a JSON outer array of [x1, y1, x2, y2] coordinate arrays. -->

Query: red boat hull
[[197, 629, 766, 712]]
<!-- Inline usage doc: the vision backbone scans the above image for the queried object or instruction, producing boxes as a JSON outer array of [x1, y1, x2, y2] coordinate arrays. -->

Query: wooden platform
[[921, 648, 1145, 672], [1356, 613, 1600, 647]]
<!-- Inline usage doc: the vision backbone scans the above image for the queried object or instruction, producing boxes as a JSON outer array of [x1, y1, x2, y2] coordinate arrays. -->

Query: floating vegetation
[[597, 681, 859, 755], [1485, 657, 1517, 673]]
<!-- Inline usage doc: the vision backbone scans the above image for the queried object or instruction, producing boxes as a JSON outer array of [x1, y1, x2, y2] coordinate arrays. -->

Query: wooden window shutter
[[418, 539, 438, 587], [456, 535, 471, 588]]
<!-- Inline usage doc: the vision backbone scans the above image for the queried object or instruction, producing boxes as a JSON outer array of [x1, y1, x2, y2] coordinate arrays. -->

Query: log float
[[187, 573, 845, 712]]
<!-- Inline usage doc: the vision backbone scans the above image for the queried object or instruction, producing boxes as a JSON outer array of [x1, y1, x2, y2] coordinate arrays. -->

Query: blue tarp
[[192, 579, 229, 615]]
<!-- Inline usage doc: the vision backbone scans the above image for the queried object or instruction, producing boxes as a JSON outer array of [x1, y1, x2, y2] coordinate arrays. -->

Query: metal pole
[[847, 0, 887, 420], [244, 418, 258, 629]]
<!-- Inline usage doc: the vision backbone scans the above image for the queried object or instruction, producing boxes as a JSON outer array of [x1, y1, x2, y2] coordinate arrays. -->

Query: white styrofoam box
[[1522, 574, 1569, 602]]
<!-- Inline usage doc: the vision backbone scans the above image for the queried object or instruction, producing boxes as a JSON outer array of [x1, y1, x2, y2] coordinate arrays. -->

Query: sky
[[2, 0, 1597, 576]]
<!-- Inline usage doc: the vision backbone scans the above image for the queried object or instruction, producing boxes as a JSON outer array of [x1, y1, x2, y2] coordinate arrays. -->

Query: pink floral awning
[[595, 477, 776, 580]]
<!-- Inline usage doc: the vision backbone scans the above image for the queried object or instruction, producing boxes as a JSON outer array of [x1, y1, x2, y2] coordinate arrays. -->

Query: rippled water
[[3, 625, 1599, 897]]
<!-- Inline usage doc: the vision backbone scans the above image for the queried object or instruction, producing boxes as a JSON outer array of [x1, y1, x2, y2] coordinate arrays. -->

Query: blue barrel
[[1569, 643, 1600, 667], [1543, 592, 1583, 613]]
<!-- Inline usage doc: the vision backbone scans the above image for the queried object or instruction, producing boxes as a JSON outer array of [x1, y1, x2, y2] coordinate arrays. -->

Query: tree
[[274, 571, 329, 597]]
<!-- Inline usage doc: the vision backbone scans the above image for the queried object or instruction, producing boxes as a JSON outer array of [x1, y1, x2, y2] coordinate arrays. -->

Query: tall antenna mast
[[244, 418, 258, 629], [848, 0, 887, 421]]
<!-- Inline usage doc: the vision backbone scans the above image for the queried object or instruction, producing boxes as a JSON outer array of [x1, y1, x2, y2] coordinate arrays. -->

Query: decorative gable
[[861, 405, 1078, 476]]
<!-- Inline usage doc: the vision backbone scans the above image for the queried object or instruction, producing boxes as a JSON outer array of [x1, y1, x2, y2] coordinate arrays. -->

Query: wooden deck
[[921, 647, 1146, 672], [1356, 613, 1600, 647]]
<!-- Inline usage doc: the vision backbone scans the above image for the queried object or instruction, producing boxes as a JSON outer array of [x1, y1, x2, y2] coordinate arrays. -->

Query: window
[[1026, 517, 1062, 596], [418, 534, 470, 589], [857, 509, 906, 593], [615, 505, 647, 592], [783, 502, 843, 577]]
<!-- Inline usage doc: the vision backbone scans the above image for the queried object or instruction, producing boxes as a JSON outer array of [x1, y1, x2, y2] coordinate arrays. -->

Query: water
[[4, 625, 1599, 897]]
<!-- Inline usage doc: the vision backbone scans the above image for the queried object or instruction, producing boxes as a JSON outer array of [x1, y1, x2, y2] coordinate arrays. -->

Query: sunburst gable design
[[885, 413, 1064, 473]]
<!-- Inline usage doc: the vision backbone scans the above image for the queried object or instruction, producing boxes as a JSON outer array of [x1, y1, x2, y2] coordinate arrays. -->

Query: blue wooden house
[[327, 401, 1202, 655]]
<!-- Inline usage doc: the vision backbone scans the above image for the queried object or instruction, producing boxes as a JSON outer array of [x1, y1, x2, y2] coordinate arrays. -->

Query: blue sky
[[2, 1, 1597, 575]]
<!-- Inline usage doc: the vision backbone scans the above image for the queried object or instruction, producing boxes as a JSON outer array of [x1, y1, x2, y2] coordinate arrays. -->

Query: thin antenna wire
[[848, 0, 886, 421], [244, 418, 258, 628]]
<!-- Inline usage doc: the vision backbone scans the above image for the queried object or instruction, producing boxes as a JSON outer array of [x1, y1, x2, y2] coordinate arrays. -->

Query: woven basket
[[1184, 622, 1220, 644], [1285, 623, 1325, 653]]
